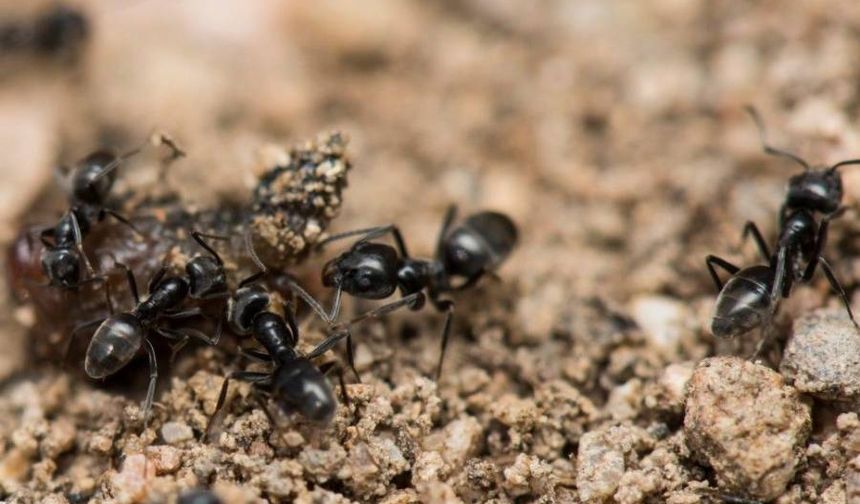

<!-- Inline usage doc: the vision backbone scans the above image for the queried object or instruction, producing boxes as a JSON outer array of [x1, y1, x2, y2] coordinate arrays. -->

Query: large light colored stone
[[685, 357, 811, 501]]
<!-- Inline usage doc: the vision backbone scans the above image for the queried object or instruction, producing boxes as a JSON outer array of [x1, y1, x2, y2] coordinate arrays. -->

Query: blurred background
[[2, 0, 860, 499]]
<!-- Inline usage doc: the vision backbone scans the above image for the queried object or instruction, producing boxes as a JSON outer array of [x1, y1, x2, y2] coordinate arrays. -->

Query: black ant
[[208, 276, 350, 428], [38, 149, 141, 290], [266, 205, 518, 379], [40, 138, 185, 290], [0, 4, 89, 59], [76, 232, 226, 425], [705, 109, 860, 354]]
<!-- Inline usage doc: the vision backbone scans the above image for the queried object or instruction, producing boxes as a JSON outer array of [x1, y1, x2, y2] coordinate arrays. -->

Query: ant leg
[[113, 261, 141, 304], [98, 209, 142, 236], [282, 277, 343, 324], [705, 255, 740, 292], [432, 299, 455, 381], [435, 205, 458, 258], [345, 332, 359, 382], [191, 231, 226, 266], [141, 338, 158, 429], [319, 361, 351, 409], [343, 292, 425, 327], [745, 106, 810, 171], [749, 318, 776, 361], [818, 257, 860, 330], [770, 245, 790, 303], [239, 347, 272, 363], [740, 221, 771, 261], [802, 209, 845, 281], [68, 211, 96, 277], [206, 371, 270, 437], [163, 306, 205, 320], [306, 326, 351, 360], [64, 317, 105, 365], [158, 322, 222, 362]]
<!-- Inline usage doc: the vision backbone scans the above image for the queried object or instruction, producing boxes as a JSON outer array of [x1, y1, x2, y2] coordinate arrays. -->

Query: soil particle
[[501, 453, 556, 498], [575, 423, 655, 503], [684, 357, 812, 501], [780, 309, 860, 401], [160, 422, 195, 446]]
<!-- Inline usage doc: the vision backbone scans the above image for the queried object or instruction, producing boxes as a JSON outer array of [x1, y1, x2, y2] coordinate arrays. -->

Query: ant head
[[786, 168, 843, 215], [40, 247, 81, 288], [322, 242, 399, 299], [70, 150, 118, 206], [227, 285, 270, 335], [186, 256, 227, 299], [272, 360, 336, 424], [85, 313, 144, 379], [443, 212, 518, 279]]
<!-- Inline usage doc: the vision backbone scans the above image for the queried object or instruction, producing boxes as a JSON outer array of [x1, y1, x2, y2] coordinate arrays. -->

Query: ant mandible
[[209, 275, 350, 428], [78, 232, 226, 425], [269, 205, 518, 379]]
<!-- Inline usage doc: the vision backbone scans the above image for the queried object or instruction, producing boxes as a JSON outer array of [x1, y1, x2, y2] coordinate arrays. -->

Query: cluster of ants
[[22, 138, 518, 429], [706, 107, 860, 357]]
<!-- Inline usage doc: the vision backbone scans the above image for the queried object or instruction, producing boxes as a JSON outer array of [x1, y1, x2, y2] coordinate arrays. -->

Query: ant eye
[[357, 273, 372, 289]]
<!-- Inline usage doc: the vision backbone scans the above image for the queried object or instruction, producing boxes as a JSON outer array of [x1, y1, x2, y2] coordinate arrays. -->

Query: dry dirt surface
[[3, 1, 860, 503]]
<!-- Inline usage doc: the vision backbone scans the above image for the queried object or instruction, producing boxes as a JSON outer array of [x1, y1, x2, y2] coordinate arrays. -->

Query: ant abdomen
[[272, 360, 337, 425], [85, 313, 144, 379], [712, 265, 773, 339], [444, 211, 518, 278]]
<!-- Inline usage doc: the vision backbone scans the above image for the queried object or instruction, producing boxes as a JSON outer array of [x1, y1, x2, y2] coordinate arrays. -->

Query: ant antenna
[[829, 159, 860, 173], [745, 105, 811, 171], [89, 128, 185, 186], [89, 145, 144, 185]]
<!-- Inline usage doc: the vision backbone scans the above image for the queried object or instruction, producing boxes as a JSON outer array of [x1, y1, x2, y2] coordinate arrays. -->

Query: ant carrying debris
[[270, 205, 518, 379], [208, 276, 350, 429], [705, 108, 860, 355], [77, 232, 226, 426]]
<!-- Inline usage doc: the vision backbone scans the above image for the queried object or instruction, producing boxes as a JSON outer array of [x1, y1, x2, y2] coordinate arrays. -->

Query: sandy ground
[[3, 1, 860, 503]]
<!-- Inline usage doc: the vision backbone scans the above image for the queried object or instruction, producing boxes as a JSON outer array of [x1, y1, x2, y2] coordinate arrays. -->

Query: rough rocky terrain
[[3, 1, 860, 503]]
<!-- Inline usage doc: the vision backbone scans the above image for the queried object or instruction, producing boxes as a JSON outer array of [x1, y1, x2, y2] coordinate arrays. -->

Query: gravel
[[780, 308, 860, 401]]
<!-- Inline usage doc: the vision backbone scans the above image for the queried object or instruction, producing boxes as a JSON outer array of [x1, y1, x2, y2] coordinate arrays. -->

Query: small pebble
[[684, 357, 811, 501], [161, 422, 195, 445], [780, 309, 860, 400], [145, 445, 183, 475]]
